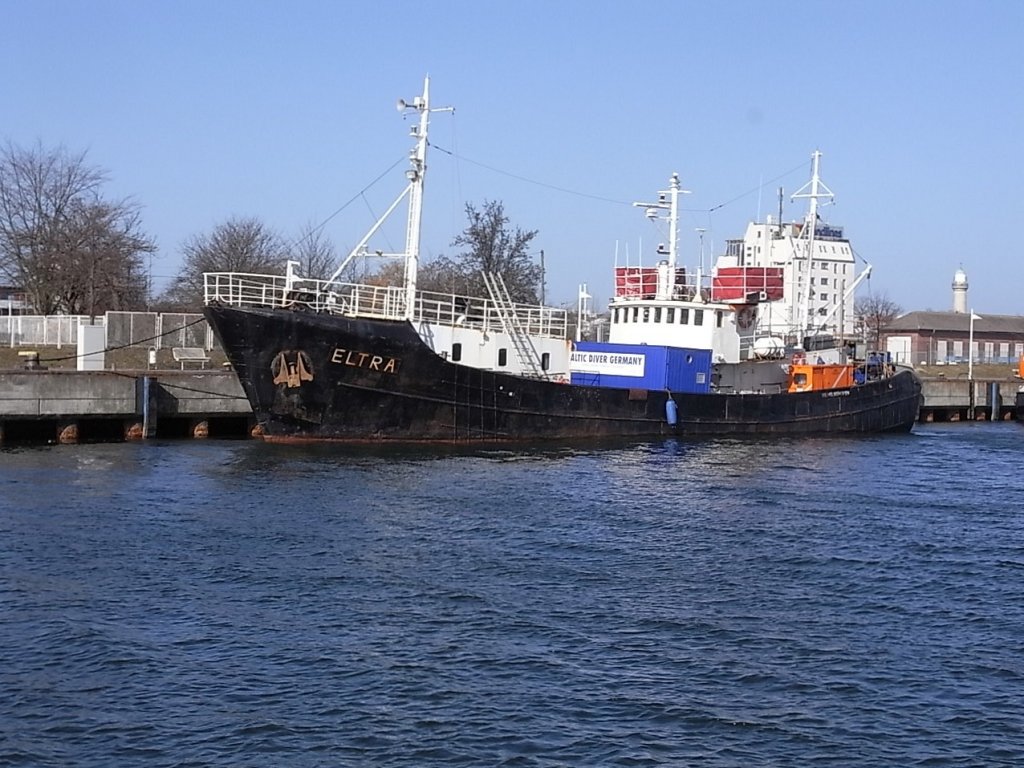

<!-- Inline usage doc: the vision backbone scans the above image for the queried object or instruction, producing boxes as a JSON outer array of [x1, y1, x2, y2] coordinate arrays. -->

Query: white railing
[[2, 315, 92, 348], [1, 312, 214, 351], [203, 272, 570, 340]]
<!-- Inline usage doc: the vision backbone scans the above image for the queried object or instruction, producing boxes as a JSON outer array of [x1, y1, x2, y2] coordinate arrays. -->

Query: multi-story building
[[713, 151, 865, 343]]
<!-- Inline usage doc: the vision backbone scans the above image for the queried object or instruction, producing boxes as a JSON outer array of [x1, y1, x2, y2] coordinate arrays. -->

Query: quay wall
[[918, 378, 1020, 421], [0, 369, 251, 443]]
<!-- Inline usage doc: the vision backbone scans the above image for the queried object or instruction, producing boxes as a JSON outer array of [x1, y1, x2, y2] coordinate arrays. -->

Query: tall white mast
[[326, 78, 451, 294], [401, 77, 432, 320], [633, 173, 686, 300], [791, 150, 834, 338]]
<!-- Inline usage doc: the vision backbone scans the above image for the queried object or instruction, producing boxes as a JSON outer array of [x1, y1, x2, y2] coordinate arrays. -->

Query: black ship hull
[[205, 305, 922, 442]]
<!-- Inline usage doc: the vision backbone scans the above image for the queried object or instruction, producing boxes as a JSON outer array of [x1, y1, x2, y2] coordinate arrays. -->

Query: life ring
[[736, 305, 756, 329]]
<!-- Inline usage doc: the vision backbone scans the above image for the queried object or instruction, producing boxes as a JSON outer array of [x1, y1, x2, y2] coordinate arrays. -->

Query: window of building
[[821, 293, 828, 301], [451, 343, 462, 362], [498, 348, 508, 367]]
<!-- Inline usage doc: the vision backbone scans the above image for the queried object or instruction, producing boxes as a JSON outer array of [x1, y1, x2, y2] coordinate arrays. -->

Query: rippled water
[[2, 424, 1023, 766]]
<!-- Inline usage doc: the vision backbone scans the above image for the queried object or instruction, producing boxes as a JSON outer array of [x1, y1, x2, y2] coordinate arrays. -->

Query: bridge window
[[642, 307, 650, 323], [654, 307, 662, 323], [667, 308, 675, 323], [716, 310, 723, 327], [694, 309, 704, 326], [451, 343, 462, 362], [680, 308, 689, 324], [498, 348, 508, 367], [632, 307, 639, 323]]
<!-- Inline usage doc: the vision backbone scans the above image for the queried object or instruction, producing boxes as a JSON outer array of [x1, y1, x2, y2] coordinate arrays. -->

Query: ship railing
[[203, 272, 569, 339]]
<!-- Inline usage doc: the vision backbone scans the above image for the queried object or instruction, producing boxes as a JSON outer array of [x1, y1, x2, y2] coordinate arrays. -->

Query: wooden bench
[[172, 347, 210, 369]]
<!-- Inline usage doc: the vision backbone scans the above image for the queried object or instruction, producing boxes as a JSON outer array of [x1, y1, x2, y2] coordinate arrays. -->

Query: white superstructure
[[606, 174, 757, 364]]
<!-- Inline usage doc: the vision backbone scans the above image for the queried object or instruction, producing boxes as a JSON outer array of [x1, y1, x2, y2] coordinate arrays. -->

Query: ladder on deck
[[482, 272, 548, 380]]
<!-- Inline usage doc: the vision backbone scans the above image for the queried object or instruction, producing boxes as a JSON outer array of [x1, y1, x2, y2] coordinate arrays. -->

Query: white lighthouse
[[952, 267, 968, 314]]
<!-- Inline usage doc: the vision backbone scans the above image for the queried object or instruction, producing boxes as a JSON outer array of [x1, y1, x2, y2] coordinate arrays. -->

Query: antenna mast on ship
[[634, 173, 687, 300], [791, 150, 834, 338], [326, 77, 452, 320]]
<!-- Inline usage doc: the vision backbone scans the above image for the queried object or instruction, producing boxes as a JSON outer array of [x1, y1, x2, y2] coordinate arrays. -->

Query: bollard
[[989, 381, 1002, 421]]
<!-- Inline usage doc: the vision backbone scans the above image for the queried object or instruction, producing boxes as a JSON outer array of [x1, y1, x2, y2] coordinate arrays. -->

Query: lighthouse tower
[[952, 267, 968, 314]]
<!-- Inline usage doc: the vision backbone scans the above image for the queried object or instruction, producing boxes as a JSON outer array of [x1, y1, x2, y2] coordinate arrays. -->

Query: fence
[[1, 311, 217, 351]]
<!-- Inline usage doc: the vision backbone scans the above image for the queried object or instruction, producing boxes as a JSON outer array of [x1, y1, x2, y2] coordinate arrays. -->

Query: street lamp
[[968, 309, 982, 381]]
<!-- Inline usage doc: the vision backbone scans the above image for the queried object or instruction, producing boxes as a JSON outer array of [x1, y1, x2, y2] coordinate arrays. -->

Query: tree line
[[0, 142, 544, 314]]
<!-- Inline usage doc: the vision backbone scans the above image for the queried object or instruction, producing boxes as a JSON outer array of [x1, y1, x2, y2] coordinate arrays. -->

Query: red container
[[614, 267, 658, 298], [711, 267, 784, 302]]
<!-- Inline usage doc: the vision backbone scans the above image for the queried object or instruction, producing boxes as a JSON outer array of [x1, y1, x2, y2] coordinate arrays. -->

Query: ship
[[203, 78, 922, 443]]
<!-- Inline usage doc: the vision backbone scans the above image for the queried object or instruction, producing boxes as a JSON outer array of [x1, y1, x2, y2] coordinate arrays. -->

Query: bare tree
[[451, 200, 542, 303], [855, 292, 902, 348], [0, 142, 154, 314], [162, 217, 289, 310], [365, 253, 468, 294], [292, 223, 337, 281]]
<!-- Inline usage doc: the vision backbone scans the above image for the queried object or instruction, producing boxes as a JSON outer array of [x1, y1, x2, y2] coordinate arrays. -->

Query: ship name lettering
[[331, 347, 400, 374], [822, 390, 851, 398]]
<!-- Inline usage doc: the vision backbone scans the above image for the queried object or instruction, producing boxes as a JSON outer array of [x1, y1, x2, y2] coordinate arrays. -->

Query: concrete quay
[[0, 369, 252, 444], [917, 377, 1021, 422]]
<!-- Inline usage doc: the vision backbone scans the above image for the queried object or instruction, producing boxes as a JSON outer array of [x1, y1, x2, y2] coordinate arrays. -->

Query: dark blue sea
[[2, 423, 1023, 767]]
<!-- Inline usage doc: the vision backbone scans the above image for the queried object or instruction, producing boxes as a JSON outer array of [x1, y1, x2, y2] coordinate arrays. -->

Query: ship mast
[[791, 150, 834, 339], [633, 173, 686, 300], [325, 78, 451, 319], [401, 78, 431, 320]]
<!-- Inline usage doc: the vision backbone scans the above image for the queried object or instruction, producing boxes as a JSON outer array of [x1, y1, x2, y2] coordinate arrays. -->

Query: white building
[[713, 151, 866, 343], [717, 218, 857, 338]]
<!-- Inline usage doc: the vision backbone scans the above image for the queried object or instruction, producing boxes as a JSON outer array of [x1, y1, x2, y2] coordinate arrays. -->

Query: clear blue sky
[[5, 0, 1022, 314]]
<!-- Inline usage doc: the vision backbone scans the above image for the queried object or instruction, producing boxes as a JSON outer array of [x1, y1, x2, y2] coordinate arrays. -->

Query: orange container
[[788, 364, 855, 393]]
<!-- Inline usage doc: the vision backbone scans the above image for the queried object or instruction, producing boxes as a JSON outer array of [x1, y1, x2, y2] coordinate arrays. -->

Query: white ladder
[[481, 272, 547, 379]]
